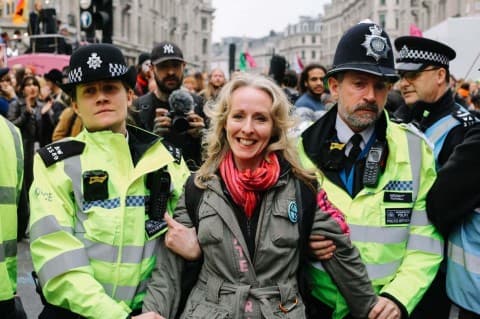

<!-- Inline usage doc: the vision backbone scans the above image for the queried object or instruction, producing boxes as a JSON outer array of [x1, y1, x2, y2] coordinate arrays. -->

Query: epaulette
[[162, 141, 182, 164], [452, 105, 478, 128], [37, 140, 86, 167]]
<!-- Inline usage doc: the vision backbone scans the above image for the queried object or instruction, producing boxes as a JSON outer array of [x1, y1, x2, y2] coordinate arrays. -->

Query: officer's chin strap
[[145, 167, 171, 239]]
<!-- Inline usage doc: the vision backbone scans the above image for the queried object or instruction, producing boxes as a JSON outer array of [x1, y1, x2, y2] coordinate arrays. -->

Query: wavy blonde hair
[[195, 73, 315, 189]]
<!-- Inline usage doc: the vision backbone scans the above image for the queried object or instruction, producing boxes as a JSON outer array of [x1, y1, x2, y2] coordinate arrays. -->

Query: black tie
[[345, 134, 362, 172]]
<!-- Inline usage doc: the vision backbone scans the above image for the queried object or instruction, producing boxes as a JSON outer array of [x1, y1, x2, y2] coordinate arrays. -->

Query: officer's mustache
[[164, 75, 180, 83], [355, 104, 378, 113]]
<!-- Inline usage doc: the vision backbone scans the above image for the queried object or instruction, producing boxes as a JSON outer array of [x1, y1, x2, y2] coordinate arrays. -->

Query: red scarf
[[220, 151, 280, 219]]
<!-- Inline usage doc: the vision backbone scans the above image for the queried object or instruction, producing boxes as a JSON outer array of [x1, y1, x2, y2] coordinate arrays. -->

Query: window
[[312, 50, 316, 59], [380, 0, 386, 5], [302, 36, 305, 44], [301, 50, 305, 59], [312, 35, 316, 43], [201, 17, 207, 31], [379, 13, 386, 28], [202, 38, 208, 55]]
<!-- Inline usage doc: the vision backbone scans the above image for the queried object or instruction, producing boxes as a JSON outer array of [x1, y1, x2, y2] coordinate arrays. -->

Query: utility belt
[[197, 274, 300, 319]]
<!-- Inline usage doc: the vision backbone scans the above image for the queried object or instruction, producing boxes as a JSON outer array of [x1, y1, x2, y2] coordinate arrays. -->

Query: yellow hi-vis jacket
[[29, 126, 190, 318], [298, 114, 443, 319], [0, 116, 23, 302]]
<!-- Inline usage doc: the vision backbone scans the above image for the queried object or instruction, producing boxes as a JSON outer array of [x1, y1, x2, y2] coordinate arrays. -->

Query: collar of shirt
[[335, 113, 374, 152]]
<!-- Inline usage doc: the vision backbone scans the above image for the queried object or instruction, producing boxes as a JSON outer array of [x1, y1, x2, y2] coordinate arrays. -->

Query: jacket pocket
[[197, 204, 224, 245], [80, 207, 118, 244], [270, 199, 300, 247]]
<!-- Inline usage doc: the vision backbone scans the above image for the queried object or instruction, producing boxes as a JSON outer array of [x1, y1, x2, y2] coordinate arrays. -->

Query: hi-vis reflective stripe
[[312, 259, 402, 280], [407, 234, 443, 255], [405, 130, 422, 202], [410, 210, 431, 226], [349, 225, 408, 243], [0, 186, 16, 204], [37, 248, 90, 285], [0, 239, 17, 262], [428, 116, 458, 147], [4, 118, 23, 191], [103, 278, 149, 301], [82, 238, 158, 264], [448, 242, 480, 275], [30, 215, 73, 242]]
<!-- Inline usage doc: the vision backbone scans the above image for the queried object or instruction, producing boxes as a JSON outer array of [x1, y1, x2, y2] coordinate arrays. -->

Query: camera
[[168, 89, 194, 132]]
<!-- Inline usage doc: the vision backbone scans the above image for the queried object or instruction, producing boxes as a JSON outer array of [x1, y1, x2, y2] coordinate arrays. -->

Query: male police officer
[[0, 115, 27, 319], [299, 22, 442, 319], [392, 35, 478, 319], [131, 41, 205, 170]]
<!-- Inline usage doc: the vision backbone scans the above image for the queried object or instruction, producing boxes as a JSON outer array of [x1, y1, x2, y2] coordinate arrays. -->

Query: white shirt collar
[[335, 113, 374, 149]]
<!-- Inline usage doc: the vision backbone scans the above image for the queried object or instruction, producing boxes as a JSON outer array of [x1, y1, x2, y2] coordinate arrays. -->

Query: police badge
[[361, 24, 390, 61]]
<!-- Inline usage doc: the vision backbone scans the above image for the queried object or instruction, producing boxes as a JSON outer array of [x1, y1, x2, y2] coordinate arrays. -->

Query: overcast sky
[[211, 0, 331, 42]]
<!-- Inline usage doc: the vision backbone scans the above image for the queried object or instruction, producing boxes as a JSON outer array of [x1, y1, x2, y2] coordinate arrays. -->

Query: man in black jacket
[[130, 41, 205, 170]]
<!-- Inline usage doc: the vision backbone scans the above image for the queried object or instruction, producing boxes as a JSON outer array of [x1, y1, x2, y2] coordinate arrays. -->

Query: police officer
[[392, 36, 478, 319], [0, 115, 27, 319], [130, 41, 206, 171], [29, 44, 190, 319], [298, 21, 443, 319], [426, 123, 480, 319], [393, 36, 477, 168]]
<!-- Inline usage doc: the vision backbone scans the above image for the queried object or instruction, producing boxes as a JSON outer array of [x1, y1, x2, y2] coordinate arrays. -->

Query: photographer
[[131, 41, 206, 170]]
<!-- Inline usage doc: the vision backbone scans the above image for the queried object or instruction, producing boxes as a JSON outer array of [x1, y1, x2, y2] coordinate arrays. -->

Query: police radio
[[145, 168, 171, 238], [362, 141, 386, 187]]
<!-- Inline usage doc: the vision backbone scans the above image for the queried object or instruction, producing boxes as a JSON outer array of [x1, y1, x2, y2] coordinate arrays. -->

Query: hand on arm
[[164, 212, 202, 261], [132, 312, 165, 319], [309, 234, 336, 260]]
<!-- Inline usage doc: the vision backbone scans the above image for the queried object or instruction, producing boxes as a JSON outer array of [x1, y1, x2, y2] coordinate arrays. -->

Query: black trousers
[[0, 297, 27, 319], [410, 269, 450, 319], [39, 303, 142, 319], [458, 307, 480, 319]]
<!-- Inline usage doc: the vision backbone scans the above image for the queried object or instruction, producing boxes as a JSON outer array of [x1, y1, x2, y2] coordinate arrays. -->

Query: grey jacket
[[143, 170, 376, 318]]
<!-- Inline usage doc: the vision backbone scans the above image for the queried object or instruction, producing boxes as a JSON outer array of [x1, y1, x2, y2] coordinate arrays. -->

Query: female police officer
[[29, 44, 190, 319]]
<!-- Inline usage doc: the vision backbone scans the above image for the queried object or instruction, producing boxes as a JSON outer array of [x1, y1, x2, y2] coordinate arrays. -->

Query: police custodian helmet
[[325, 21, 399, 82]]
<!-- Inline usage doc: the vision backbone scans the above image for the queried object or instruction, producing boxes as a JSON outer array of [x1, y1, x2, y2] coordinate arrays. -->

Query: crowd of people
[[1, 19, 480, 319]]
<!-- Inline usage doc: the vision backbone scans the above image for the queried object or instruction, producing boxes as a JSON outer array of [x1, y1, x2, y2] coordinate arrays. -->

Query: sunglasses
[[398, 67, 440, 81]]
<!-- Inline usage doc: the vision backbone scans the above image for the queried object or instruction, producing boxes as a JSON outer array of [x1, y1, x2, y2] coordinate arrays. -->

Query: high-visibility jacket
[[0, 116, 23, 302], [298, 113, 443, 319], [424, 106, 480, 314], [29, 126, 190, 319]]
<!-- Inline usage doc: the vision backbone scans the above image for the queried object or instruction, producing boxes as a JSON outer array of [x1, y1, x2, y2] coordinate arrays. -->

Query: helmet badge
[[361, 24, 390, 61]]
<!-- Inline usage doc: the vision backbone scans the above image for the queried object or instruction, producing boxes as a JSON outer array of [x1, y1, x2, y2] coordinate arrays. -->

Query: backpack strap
[[184, 174, 204, 230]]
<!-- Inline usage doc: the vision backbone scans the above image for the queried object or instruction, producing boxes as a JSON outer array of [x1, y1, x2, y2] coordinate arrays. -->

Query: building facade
[[0, 0, 214, 70]]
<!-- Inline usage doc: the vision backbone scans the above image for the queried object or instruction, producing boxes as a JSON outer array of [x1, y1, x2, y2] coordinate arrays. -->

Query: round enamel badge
[[288, 201, 298, 223]]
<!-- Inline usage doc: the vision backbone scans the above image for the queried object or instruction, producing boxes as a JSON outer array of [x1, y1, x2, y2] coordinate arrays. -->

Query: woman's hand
[[164, 213, 202, 261], [132, 311, 165, 319]]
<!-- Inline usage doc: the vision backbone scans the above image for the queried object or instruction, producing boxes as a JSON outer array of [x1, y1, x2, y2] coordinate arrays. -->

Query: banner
[[13, 0, 28, 24]]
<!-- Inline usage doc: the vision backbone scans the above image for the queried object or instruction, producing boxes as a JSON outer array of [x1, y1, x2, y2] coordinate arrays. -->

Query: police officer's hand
[[186, 111, 205, 138], [164, 213, 202, 261], [368, 296, 401, 319], [132, 312, 165, 319], [309, 234, 336, 260], [153, 108, 171, 136]]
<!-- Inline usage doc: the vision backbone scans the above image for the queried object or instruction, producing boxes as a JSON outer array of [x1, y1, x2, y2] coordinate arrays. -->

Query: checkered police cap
[[394, 36, 456, 71], [60, 43, 136, 96]]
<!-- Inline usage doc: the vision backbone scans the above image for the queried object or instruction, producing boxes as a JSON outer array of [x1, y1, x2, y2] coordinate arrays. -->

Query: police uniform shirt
[[335, 113, 374, 156]]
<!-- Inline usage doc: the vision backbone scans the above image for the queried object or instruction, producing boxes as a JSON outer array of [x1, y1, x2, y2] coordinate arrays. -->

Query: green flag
[[239, 52, 246, 71]]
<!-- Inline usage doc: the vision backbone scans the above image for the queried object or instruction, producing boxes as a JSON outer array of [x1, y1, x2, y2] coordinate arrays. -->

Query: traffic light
[[79, 0, 95, 42], [94, 0, 112, 43], [79, 0, 112, 43]]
